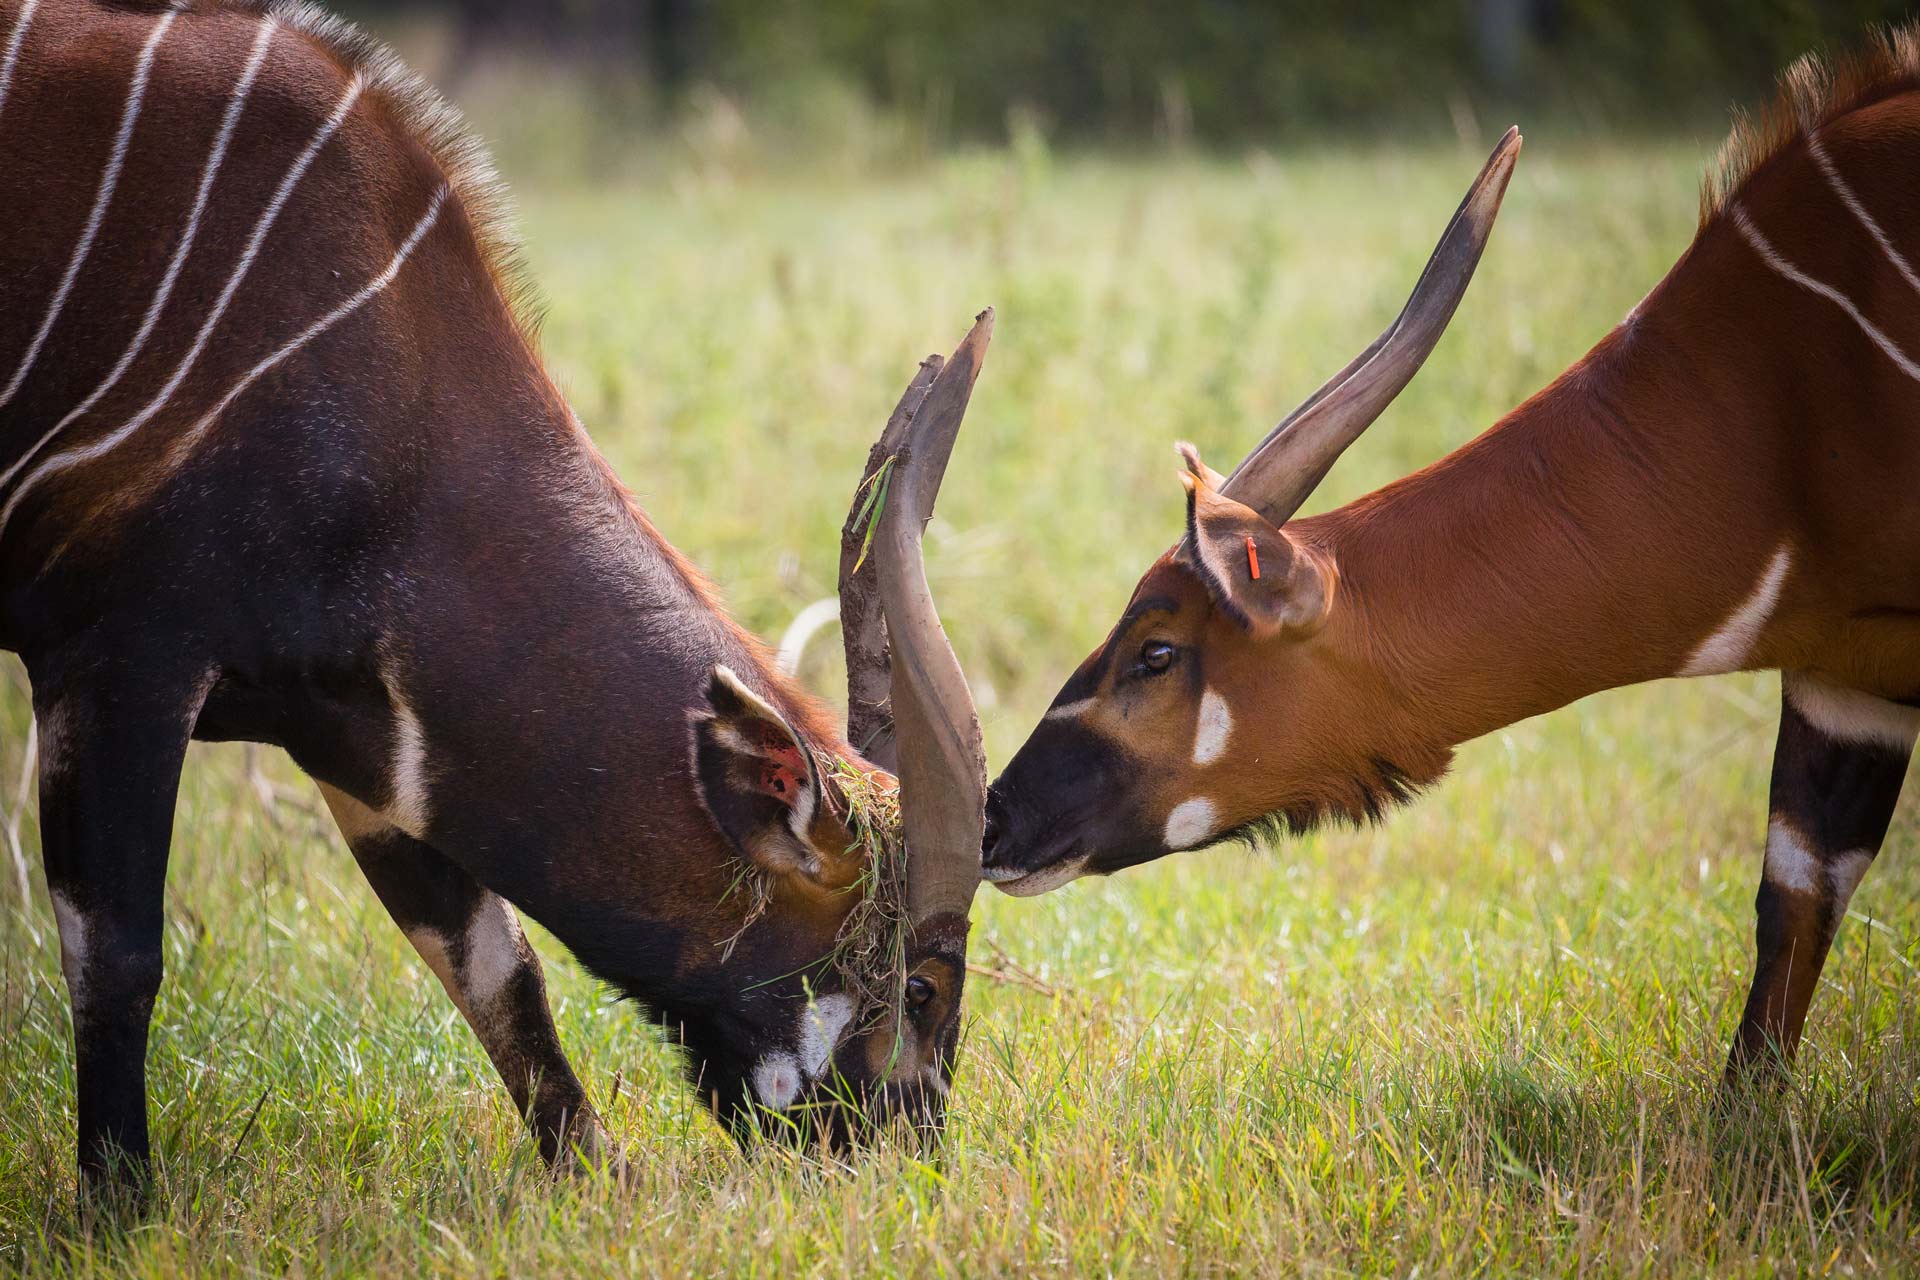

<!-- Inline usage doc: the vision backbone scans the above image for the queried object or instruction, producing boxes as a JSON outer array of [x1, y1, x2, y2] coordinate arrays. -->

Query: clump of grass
[[716, 755, 909, 1010], [820, 757, 910, 1025]]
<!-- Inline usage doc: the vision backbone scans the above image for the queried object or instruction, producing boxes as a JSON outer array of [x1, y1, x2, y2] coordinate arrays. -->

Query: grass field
[[2, 117, 1918, 1276]]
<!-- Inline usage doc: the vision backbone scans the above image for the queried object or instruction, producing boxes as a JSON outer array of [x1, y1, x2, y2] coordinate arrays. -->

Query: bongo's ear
[[1178, 447, 1334, 638], [693, 666, 834, 887]]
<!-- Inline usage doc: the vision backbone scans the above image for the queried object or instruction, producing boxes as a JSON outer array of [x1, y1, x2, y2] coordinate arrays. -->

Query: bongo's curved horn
[[839, 311, 992, 925], [839, 356, 942, 773], [1223, 127, 1520, 525]]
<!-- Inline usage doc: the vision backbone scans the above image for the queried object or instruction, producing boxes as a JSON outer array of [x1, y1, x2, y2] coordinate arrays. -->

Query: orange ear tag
[[1245, 536, 1261, 580]]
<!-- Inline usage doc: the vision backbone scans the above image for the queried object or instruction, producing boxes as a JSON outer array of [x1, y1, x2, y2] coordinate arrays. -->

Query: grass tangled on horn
[[820, 757, 911, 1026]]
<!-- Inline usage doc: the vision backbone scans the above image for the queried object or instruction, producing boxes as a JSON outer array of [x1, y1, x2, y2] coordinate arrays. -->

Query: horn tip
[[966, 307, 996, 347], [1469, 128, 1524, 225]]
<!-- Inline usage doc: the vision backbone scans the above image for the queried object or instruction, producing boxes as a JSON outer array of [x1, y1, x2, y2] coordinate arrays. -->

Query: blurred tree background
[[346, 0, 1917, 154]]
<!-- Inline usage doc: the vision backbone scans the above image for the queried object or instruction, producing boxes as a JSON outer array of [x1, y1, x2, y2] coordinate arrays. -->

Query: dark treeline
[[362, 1, 1919, 141]]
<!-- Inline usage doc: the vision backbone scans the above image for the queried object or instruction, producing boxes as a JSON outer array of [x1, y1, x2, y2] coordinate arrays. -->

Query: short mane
[[184, 0, 545, 335], [1700, 22, 1920, 230]]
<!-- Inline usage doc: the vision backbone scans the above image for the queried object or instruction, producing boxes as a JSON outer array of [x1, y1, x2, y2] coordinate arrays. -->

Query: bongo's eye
[[1137, 641, 1177, 676], [906, 975, 936, 1008]]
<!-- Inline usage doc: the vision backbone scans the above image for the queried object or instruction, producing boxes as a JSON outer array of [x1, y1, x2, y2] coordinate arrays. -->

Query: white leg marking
[[49, 889, 89, 1008], [161, 185, 448, 472], [797, 992, 855, 1078], [1827, 849, 1875, 934], [0, 10, 178, 410], [317, 780, 387, 842], [1733, 204, 1920, 383], [1763, 817, 1820, 894], [1784, 672, 1920, 753], [407, 926, 459, 995], [751, 1050, 803, 1110], [0, 74, 366, 547], [462, 897, 524, 1011], [1043, 697, 1097, 722], [1192, 688, 1232, 765], [1163, 796, 1218, 851], [1677, 545, 1791, 677], [387, 684, 433, 840], [0, 0, 41, 121], [0, 20, 278, 495], [1808, 136, 1920, 299]]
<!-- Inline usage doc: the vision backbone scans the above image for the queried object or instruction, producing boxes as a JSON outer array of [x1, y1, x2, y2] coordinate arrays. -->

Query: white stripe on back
[[1808, 135, 1920, 299], [0, 19, 278, 496], [0, 71, 367, 549], [163, 185, 449, 468], [2, 186, 446, 548], [1732, 203, 1920, 384], [0, 9, 177, 409], [0, 0, 40, 121]]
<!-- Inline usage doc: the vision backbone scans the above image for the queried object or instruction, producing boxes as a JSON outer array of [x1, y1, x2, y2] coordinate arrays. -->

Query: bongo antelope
[[983, 34, 1920, 1081], [0, 0, 987, 1196]]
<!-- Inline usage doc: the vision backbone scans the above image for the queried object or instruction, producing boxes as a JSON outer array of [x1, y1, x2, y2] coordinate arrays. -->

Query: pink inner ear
[[749, 739, 808, 804]]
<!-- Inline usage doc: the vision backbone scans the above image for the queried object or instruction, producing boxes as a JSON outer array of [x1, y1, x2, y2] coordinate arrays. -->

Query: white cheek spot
[[1043, 697, 1096, 722], [1192, 689, 1232, 766], [462, 897, 525, 1011], [50, 890, 88, 1005], [1785, 673, 1920, 753], [1678, 546, 1791, 677], [1763, 818, 1819, 894], [1163, 797, 1218, 851], [752, 1050, 803, 1110], [798, 993, 855, 1078]]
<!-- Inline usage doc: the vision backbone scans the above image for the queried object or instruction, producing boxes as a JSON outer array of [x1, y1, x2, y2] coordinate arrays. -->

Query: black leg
[[1726, 675, 1914, 1080], [33, 658, 207, 1200], [318, 785, 613, 1170]]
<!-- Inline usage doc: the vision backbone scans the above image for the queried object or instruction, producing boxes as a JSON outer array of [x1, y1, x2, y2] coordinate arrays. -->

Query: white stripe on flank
[[0, 19, 278, 497], [163, 185, 447, 469], [1808, 135, 1920, 299], [1678, 545, 1791, 677], [0, 73, 368, 549], [0, 0, 40, 121], [1732, 204, 1920, 383], [0, 10, 178, 410]]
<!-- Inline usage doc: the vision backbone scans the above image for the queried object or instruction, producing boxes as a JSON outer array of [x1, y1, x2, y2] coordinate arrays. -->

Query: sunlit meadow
[[0, 84, 1915, 1275]]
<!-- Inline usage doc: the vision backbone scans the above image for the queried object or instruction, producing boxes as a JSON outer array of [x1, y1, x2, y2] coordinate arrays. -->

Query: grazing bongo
[[983, 32, 1920, 1081], [0, 0, 988, 1198]]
